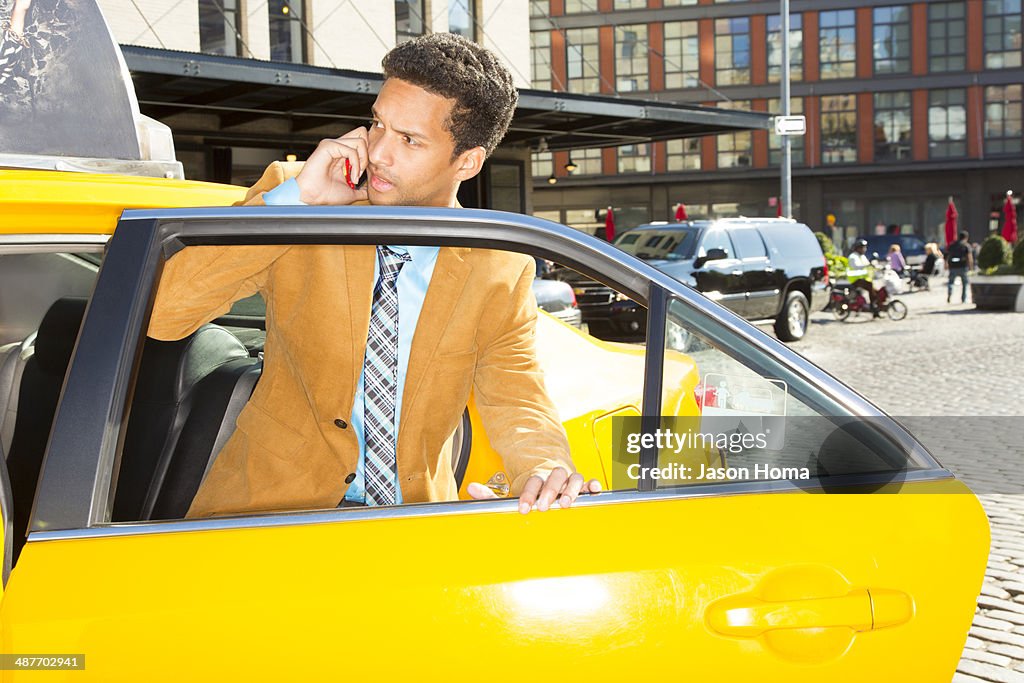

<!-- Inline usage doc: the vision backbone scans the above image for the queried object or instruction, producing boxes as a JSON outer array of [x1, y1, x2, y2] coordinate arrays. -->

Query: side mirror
[[694, 248, 728, 269]]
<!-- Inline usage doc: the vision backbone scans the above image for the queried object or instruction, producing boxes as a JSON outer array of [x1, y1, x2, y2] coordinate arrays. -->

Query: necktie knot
[[377, 246, 411, 285]]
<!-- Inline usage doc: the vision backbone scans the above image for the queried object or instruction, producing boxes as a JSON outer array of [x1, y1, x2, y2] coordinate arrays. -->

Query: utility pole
[[780, 0, 792, 219]]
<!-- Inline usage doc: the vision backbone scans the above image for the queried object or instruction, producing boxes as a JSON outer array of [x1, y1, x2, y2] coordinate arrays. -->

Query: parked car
[[856, 233, 928, 267], [532, 261, 582, 328], [559, 218, 829, 343]]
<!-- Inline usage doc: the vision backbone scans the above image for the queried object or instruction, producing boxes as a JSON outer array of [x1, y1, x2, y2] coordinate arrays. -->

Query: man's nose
[[368, 134, 392, 168]]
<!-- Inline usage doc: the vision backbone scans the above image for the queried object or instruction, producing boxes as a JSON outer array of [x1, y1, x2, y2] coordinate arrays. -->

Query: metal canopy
[[123, 46, 770, 152]]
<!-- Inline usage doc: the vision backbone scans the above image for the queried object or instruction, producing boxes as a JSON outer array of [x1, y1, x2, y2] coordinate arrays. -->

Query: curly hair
[[382, 32, 518, 161]]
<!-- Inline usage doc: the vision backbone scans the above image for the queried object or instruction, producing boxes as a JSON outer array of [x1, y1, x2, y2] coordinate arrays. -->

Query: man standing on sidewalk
[[945, 230, 973, 303]]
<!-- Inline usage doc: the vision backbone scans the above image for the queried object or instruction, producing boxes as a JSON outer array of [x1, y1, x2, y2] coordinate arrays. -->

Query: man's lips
[[369, 172, 395, 192]]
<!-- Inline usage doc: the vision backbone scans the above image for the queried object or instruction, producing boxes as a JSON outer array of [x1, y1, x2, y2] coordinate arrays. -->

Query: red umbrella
[[605, 206, 616, 242], [674, 203, 688, 221], [944, 197, 958, 248], [1003, 192, 1018, 244]]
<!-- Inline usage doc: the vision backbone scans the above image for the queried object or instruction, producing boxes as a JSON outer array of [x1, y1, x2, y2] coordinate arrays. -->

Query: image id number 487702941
[[0, 655, 86, 670]]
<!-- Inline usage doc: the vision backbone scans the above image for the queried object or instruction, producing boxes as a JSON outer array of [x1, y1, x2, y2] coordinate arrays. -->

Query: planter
[[971, 274, 1024, 312]]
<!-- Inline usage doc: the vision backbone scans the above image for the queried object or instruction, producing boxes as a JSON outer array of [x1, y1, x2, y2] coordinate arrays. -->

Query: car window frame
[[26, 207, 949, 542]]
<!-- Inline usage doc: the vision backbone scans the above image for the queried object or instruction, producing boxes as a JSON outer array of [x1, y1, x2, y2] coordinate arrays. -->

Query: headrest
[[133, 324, 250, 404], [33, 297, 88, 375]]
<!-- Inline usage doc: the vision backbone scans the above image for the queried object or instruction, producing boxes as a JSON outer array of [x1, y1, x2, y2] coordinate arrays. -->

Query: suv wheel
[[775, 291, 809, 341]]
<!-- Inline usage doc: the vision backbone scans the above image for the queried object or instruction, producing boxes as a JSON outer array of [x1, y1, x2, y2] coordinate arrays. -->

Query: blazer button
[[345, 473, 356, 484], [334, 418, 348, 429]]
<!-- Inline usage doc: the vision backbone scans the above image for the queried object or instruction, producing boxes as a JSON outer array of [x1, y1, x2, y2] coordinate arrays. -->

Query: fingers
[[296, 128, 369, 204], [517, 475, 544, 515], [517, 471, 603, 514], [557, 472, 585, 509], [466, 482, 499, 500], [535, 467, 569, 512]]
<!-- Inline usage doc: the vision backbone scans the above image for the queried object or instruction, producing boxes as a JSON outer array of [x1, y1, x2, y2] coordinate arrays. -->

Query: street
[[763, 277, 1024, 682]]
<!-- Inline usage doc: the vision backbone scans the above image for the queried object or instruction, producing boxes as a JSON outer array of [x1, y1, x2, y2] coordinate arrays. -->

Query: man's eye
[[403, 135, 417, 145], [369, 118, 383, 129]]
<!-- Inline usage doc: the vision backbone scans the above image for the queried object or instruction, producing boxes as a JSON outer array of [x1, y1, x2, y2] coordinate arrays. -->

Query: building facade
[[529, 0, 1023, 247]]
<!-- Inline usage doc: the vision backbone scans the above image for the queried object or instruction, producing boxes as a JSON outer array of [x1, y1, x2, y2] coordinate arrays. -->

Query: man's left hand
[[467, 467, 601, 514]]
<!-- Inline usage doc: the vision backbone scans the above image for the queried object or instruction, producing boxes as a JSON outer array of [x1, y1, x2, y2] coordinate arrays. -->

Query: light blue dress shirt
[[263, 178, 440, 504]]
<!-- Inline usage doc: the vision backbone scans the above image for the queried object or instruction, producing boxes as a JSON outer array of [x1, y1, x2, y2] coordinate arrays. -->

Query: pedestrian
[[888, 244, 906, 277], [945, 230, 973, 303]]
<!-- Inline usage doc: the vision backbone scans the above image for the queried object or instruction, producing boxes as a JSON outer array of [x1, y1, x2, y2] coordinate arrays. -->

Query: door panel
[[0, 480, 987, 681]]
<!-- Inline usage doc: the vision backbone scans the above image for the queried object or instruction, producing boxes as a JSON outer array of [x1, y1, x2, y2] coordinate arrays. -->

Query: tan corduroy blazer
[[148, 161, 573, 518]]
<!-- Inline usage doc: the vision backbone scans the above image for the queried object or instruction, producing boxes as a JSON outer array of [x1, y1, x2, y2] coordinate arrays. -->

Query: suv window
[[730, 228, 768, 260], [698, 228, 734, 258]]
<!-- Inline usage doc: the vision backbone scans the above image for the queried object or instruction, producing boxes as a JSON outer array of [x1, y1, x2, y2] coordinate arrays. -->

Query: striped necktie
[[363, 246, 411, 506]]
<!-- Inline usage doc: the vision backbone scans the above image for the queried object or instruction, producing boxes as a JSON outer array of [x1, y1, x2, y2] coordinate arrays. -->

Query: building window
[[570, 147, 603, 175], [395, 0, 426, 43], [767, 14, 803, 84], [663, 0, 697, 4], [615, 24, 649, 91], [984, 0, 1023, 69], [566, 28, 601, 94], [873, 91, 912, 162], [664, 21, 699, 89], [928, 88, 967, 158], [715, 18, 751, 85], [530, 1, 548, 17], [985, 84, 1023, 155], [614, 0, 647, 8], [716, 100, 752, 168], [928, 2, 966, 72], [449, 0, 476, 41], [820, 94, 857, 164], [531, 31, 552, 89], [199, 0, 242, 56], [532, 151, 553, 178], [269, 0, 305, 62], [819, 10, 856, 79], [617, 144, 651, 173], [768, 98, 804, 166], [873, 5, 911, 74], [666, 138, 701, 171], [564, 0, 599, 13]]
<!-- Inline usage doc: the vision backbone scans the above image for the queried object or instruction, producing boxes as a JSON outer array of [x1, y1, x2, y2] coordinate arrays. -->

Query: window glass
[[531, 151, 553, 178], [617, 144, 651, 173], [928, 88, 967, 158], [614, 0, 646, 8], [616, 24, 649, 91], [698, 228, 734, 258], [715, 17, 751, 85], [985, 84, 1023, 155], [821, 94, 857, 164], [873, 5, 911, 75], [928, 2, 966, 72], [531, 31, 553, 89], [766, 13, 803, 83], [731, 229, 767, 259], [395, 0, 426, 43], [664, 21, 700, 89], [199, 0, 241, 57], [564, 0, 599, 13], [0, 251, 101, 346], [716, 100, 752, 169], [666, 137, 702, 171], [768, 97, 805, 166], [530, 0, 548, 17], [984, 0, 1023, 69], [566, 28, 601, 93], [819, 10, 856, 79], [448, 0, 475, 41], [663, 0, 698, 5], [269, 0, 305, 63], [874, 91, 912, 162]]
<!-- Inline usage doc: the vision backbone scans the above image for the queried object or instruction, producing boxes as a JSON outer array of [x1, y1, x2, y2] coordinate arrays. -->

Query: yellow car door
[[0, 209, 988, 682]]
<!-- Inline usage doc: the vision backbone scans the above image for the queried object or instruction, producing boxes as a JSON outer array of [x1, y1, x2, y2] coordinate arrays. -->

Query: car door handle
[[706, 587, 912, 637]]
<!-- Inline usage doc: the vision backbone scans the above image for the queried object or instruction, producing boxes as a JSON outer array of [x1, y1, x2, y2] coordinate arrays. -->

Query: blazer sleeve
[[471, 258, 575, 496], [147, 161, 304, 341]]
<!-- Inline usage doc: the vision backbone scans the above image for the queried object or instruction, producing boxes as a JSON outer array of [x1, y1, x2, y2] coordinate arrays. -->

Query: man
[[945, 230, 973, 303], [149, 33, 600, 518], [847, 239, 879, 317]]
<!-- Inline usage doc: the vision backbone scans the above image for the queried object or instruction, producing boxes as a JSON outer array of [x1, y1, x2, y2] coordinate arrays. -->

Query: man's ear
[[453, 146, 487, 182]]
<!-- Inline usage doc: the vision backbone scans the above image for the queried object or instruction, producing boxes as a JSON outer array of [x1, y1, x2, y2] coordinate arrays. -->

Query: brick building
[[529, 0, 1023, 247]]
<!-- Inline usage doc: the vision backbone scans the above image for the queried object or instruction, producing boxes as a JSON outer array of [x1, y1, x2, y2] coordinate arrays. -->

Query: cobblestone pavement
[[761, 277, 1024, 682]]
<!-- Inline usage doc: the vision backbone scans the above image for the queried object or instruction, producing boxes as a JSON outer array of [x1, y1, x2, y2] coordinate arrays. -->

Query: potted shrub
[[972, 235, 1024, 312]]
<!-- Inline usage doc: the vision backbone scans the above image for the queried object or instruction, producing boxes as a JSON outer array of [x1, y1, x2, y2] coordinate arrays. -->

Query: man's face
[[366, 78, 474, 208]]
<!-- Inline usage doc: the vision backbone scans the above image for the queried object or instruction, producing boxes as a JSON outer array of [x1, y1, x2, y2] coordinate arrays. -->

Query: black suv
[[552, 218, 828, 342]]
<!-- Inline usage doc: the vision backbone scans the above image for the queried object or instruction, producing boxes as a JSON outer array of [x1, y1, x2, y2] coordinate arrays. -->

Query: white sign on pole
[[774, 115, 807, 136]]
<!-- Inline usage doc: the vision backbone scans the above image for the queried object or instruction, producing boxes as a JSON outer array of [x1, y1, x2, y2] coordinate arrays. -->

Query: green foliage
[[827, 254, 849, 277], [814, 231, 836, 257], [1014, 237, 1024, 268], [978, 235, 1012, 271]]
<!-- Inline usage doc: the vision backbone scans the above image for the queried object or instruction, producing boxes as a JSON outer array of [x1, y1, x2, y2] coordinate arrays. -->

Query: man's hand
[[294, 128, 371, 205], [467, 468, 601, 514]]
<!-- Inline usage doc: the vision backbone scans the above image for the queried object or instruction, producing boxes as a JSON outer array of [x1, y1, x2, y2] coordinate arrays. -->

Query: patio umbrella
[[945, 197, 958, 248], [605, 206, 616, 242], [1003, 191, 1018, 244], [674, 203, 688, 221]]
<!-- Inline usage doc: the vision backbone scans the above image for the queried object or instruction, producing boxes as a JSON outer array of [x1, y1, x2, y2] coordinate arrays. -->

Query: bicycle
[[831, 284, 908, 321]]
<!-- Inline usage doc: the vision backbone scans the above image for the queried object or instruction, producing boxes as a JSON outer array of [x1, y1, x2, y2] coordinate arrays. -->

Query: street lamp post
[[780, 0, 792, 219]]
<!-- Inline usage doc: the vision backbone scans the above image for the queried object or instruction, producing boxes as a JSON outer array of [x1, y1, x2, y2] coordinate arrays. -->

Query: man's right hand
[[294, 128, 371, 205]]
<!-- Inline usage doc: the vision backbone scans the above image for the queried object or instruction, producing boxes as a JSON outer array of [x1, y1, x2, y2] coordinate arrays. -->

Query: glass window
[[928, 2, 966, 72], [716, 100, 752, 168], [666, 138, 702, 172], [269, 0, 305, 63], [531, 31, 553, 89], [664, 21, 700, 89], [819, 10, 856, 79], [199, 0, 241, 57], [873, 6, 911, 74], [821, 94, 857, 164], [449, 0, 476, 41], [530, 1, 548, 18], [614, 0, 647, 8], [767, 14, 803, 84], [617, 144, 651, 173], [395, 0, 426, 43], [715, 17, 751, 85], [985, 84, 1023, 155], [616, 24, 649, 92], [698, 228, 735, 258], [566, 28, 601, 94], [984, 0, 1023, 69], [564, 0, 599, 12], [768, 97, 804, 166], [928, 88, 967, 158], [663, 0, 698, 5], [571, 147, 604, 175], [874, 91, 912, 162], [531, 151, 553, 178], [731, 229, 767, 259]]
